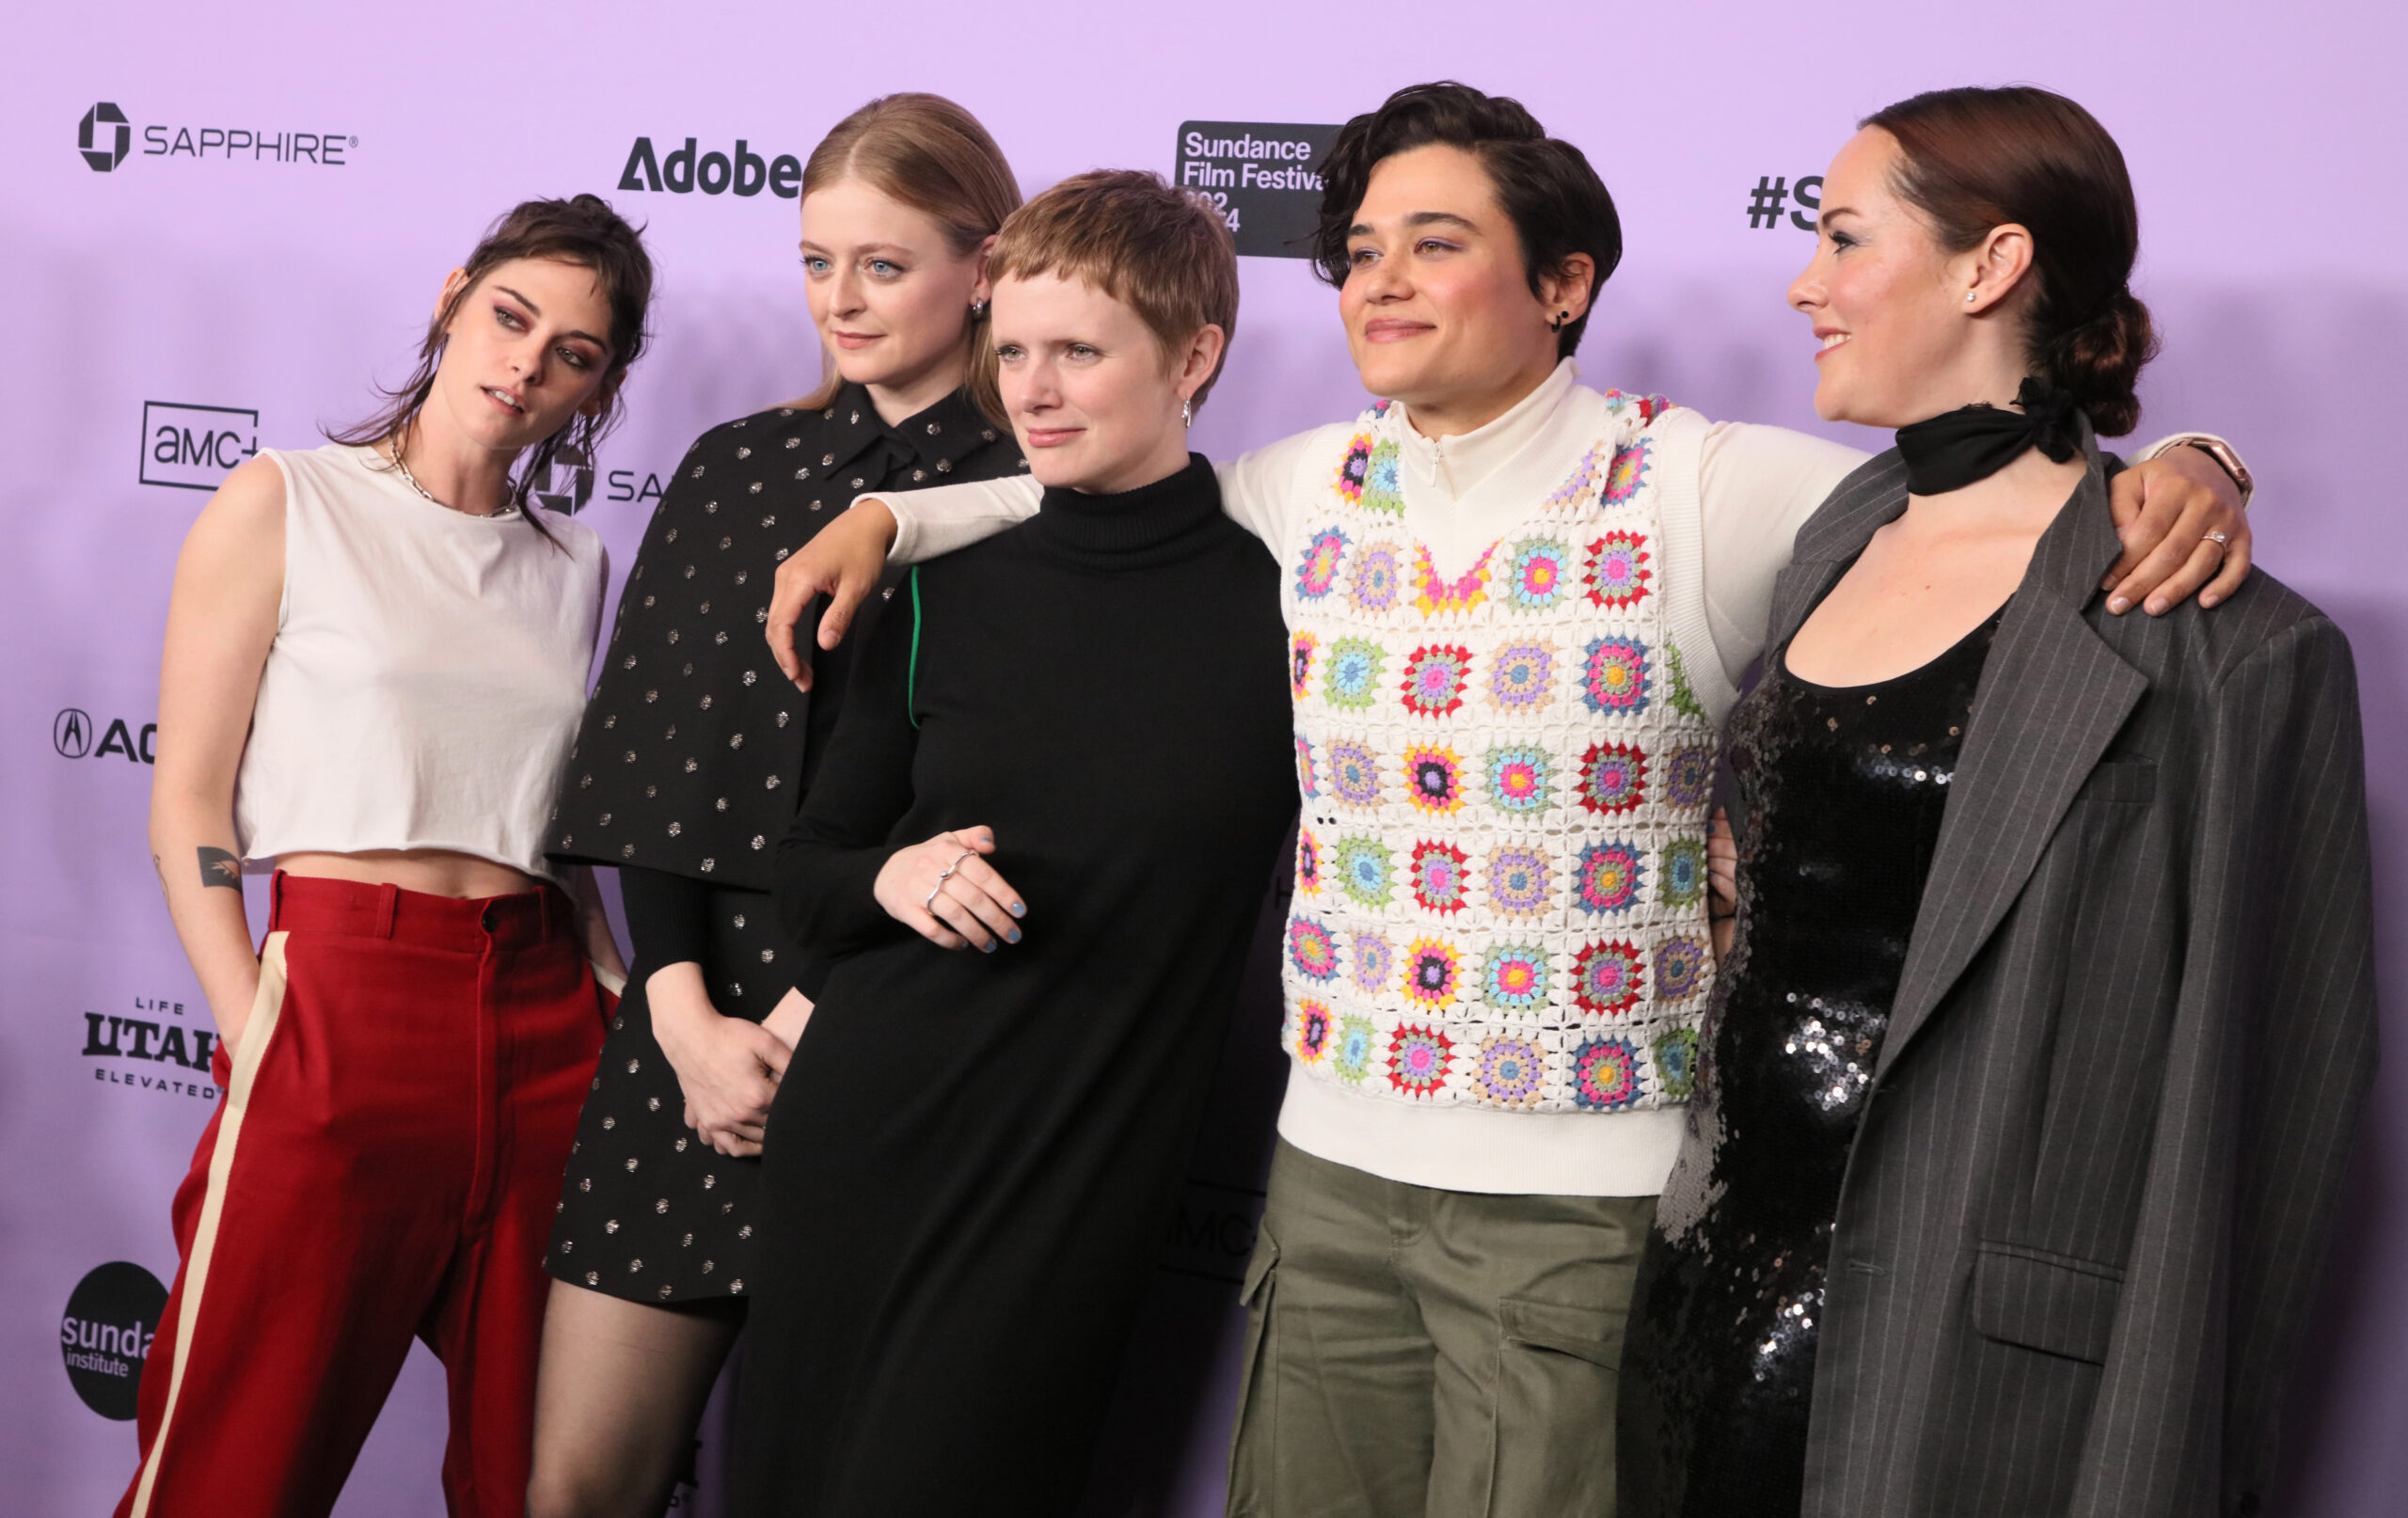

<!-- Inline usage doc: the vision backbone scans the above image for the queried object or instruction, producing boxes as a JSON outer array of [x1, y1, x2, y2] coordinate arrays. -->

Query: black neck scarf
[[1893, 376, 2084, 496]]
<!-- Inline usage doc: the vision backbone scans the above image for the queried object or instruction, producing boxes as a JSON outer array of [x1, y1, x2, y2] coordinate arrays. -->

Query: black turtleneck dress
[[546, 385, 1025, 1305], [734, 457, 1295, 1518]]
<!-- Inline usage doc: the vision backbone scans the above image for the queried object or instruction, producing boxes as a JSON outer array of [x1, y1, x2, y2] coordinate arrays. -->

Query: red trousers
[[118, 873, 610, 1518]]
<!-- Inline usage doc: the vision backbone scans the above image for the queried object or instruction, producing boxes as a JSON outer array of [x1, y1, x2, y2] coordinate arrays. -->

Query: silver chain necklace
[[386, 441, 448, 508], [387, 440, 511, 516]]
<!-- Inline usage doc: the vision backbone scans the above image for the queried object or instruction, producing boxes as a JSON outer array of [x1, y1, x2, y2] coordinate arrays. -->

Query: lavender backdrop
[[4, 2, 2400, 1512]]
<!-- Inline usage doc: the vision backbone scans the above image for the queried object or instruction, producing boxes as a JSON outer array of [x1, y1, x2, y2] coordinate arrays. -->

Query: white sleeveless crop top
[[233, 444, 608, 880]]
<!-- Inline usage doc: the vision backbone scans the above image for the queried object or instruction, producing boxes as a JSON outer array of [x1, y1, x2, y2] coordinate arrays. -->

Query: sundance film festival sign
[[1175, 121, 1339, 259]]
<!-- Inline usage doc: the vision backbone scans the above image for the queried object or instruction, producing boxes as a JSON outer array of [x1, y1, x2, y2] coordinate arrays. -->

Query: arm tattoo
[[198, 846, 243, 890]]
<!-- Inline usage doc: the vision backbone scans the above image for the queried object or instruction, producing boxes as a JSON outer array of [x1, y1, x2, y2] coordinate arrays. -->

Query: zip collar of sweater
[[1389, 357, 1580, 504]]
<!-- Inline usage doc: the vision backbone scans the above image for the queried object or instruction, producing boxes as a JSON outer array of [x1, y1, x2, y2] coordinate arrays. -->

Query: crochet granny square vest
[[1281, 393, 1718, 1115]]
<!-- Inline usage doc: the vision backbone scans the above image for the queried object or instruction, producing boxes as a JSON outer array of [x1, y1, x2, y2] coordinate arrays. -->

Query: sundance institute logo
[[61, 1261, 168, 1420], [80, 103, 130, 172]]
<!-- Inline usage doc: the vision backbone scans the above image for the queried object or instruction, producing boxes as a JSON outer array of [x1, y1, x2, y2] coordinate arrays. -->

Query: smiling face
[[799, 178, 988, 416], [1337, 143, 1581, 435], [990, 269, 1216, 496], [1789, 127, 2015, 428], [427, 256, 616, 454]]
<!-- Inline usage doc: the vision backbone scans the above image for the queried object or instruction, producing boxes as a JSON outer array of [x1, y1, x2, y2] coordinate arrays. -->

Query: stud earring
[[1549, 310, 1569, 332], [970, 299, 989, 320], [1965, 292, 1977, 304]]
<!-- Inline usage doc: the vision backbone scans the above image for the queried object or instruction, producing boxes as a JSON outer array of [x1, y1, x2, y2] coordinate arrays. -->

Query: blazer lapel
[[1766, 452, 1911, 653], [1876, 436, 2148, 1077]]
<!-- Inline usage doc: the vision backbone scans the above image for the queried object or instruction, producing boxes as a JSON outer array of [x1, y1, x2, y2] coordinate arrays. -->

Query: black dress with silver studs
[[544, 384, 1025, 1305]]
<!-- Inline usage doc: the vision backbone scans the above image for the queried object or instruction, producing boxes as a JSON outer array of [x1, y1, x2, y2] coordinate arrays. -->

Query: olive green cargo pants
[[1227, 1139, 1656, 1518]]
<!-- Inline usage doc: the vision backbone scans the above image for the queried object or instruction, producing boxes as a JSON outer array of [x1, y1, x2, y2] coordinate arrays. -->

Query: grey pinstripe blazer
[[1683, 434, 2375, 1517]]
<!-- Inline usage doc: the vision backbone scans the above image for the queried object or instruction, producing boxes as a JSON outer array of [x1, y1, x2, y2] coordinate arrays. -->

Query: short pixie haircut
[[1313, 82, 1623, 359], [989, 168, 1240, 411]]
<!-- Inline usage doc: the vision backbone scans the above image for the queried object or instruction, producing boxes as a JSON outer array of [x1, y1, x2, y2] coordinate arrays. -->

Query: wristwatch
[[2137, 432, 2255, 511]]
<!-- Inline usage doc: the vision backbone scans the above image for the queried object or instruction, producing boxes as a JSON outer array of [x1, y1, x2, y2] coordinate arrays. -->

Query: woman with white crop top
[[120, 195, 654, 1518]]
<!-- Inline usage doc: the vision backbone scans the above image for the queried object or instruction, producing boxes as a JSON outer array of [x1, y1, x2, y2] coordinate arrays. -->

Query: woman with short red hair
[[734, 169, 1297, 1518]]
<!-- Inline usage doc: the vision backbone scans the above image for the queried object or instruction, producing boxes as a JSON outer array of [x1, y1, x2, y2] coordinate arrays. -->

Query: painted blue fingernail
[[1009, 902, 1025, 918], [1006, 928, 1022, 943], [981, 941, 996, 954]]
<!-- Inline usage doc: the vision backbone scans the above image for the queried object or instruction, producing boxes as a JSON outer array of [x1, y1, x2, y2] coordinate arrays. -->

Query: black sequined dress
[[544, 385, 1024, 1305], [1618, 603, 2004, 1516]]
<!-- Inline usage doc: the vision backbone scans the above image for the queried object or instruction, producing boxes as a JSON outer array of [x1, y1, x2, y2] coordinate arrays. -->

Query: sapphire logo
[[142, 401, 258, 490], [531, 440, 594, 514], [77, 100, 355, 170], [80, 103, 131, 172], [61, 1261, 168, 1420]]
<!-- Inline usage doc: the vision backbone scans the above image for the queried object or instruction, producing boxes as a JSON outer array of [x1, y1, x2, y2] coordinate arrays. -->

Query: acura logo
[[55, 708, 93, 758], [79, 103, 130, 173]]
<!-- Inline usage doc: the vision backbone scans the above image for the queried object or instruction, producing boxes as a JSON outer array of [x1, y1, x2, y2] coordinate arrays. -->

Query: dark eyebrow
[[493, 284, 608, 351], [1348, 210, 1481, 240]]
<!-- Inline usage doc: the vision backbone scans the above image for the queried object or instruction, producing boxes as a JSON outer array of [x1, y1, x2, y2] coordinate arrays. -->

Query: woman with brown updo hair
[[528, 94, 1025, 1518], [1619, 87, 2374, 1517]]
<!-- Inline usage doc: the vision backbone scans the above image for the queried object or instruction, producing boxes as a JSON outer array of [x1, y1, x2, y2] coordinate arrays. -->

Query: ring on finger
[[2204, 529, 2230, 547], [923, 873, 955, 915], [948, 847, 977, 873]]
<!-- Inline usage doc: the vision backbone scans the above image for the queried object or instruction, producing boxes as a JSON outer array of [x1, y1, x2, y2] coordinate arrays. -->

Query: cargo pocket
[[1971, 1241, 2124, 1365], [1224, 1226, 1280, 1516], [1486, 1294, 1626, 1514]]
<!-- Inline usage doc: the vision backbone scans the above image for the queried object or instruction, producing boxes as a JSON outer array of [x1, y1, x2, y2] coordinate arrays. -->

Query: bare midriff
[[275, 848, 544, 900]]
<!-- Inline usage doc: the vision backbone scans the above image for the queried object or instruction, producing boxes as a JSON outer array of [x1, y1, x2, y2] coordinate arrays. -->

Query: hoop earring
[[1181, 397, 1194, 429]]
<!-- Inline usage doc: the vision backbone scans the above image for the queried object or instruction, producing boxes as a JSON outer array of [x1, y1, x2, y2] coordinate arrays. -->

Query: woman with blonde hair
[[528, 93, 1025, 1518]]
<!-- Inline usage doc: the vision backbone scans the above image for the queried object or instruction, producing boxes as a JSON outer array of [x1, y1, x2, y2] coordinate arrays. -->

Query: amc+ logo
[[80, 103, 130, 173]]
